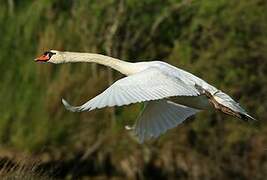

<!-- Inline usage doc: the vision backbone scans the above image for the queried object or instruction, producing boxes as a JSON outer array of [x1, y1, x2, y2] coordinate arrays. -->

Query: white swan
[[35, 50, 255, 143]]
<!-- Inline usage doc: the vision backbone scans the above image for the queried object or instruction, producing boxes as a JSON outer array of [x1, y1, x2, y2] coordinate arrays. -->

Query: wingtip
[[61, 98, 80, 112], [61, 98, 67, 105], [62, 98, 71, 109], [125, 125, 134, 130]]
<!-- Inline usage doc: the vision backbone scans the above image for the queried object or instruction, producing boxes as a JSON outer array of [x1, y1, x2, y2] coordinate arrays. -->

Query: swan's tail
[[207, 90, 255, 121], [214, 92, 255, 121], [194, 84, 255, 121]]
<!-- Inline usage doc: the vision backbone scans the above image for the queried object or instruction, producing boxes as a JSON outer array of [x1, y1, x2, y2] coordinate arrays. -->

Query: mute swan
[[35, 50, 255, 143]]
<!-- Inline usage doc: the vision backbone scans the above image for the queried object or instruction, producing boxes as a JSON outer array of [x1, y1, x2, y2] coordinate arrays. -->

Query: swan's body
[[35, 50, 255, 143]]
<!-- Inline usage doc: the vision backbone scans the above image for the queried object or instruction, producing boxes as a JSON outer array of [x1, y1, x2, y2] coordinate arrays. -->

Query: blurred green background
[[0, 0, 267, 179]]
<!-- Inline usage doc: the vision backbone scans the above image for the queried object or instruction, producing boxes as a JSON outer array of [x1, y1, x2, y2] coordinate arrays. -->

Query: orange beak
[[35, 54, 50, 62]]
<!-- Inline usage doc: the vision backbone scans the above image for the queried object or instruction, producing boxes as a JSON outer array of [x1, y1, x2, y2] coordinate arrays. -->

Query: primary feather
[[62, 67, 200, 112], [134, 100, 199, 143]]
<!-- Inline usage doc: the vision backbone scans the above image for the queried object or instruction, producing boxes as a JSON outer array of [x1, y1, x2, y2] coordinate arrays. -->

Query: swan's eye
[[44, 51, 56, 59], [43, 51, 49, 55], [35, 51, 56, 62]]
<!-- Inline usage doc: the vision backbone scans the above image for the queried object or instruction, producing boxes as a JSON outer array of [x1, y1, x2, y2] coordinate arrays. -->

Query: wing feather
[[62, 67, 200, 112], [134, 100, 200, 143]]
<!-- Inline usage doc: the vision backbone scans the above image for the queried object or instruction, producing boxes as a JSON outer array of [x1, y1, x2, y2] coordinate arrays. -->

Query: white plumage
[[36, 50, 255, 143], [134, 100, 199, 143], [62, 67, 200, 112]]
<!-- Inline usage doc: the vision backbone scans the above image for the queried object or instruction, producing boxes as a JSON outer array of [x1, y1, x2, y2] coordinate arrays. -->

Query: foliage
[[0, 0, 266, 179]]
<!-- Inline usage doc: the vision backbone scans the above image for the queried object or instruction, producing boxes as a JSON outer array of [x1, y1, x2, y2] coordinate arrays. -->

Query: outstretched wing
[[62, 67, 200, 112], [134, 100, 199, 143]]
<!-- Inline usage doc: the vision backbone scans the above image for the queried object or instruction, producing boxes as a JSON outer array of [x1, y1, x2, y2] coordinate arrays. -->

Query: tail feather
[[195, 84, 256, 121], [210, 91, 256, 121], [239, 113, 256, 121]]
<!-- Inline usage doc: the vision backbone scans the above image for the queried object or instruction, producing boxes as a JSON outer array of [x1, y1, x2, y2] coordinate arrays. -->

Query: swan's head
[[35, 50, 64, 64]]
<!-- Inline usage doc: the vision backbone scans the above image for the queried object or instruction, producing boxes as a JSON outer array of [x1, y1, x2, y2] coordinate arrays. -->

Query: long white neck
[[60, 51, 138, 76]]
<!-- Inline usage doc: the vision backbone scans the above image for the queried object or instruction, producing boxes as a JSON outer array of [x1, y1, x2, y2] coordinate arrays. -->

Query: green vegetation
[[0, 0, 266, 179]]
